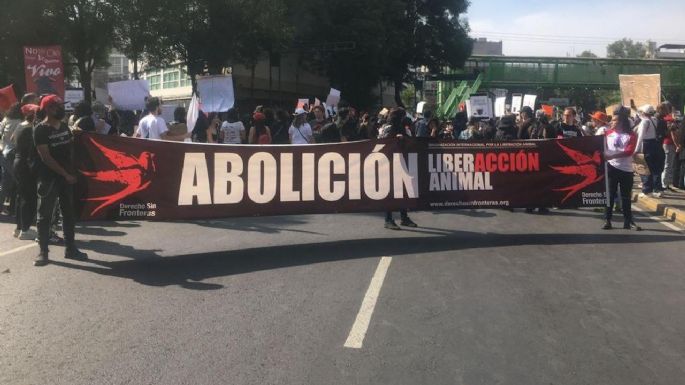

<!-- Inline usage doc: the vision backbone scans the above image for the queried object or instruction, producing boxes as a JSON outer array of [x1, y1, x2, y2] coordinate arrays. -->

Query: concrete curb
[[633, 192, 685, 228]]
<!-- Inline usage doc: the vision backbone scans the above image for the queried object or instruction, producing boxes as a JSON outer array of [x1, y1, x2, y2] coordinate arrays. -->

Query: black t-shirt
[[13, 122, 36, 165], [319, 122, 341, 143], [558, 123, 583, 138], [33, 122, 73, 179]]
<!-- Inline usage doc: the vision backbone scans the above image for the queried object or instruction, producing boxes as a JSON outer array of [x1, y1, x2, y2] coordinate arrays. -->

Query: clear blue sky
[[464, 0, 685, 57]]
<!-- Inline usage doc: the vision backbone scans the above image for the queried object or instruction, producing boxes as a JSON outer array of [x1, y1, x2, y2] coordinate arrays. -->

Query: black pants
[[13, 162, 37, 232], [641, 139, 665, 193], [605, 165, 633, 225], [0, 152, 16, 212], [675, 155, 685, 189], [37, 177, 75, 253], [386, 210, 408, 222]]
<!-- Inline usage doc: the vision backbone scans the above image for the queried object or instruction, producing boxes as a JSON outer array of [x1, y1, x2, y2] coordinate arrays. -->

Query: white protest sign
[[416, 101, 427, 114], [325, 88, 341, 107], [296, 98, 309, 109], [511, 94, 523, 114], [494, 96, 506, 117], [161, 105, 176, 123], [468, 95, 493, 118], [108, 79, 150, 111], [523, 94, 537, 110], [197, 75, 235, 112], [64, 89, 84, 111]]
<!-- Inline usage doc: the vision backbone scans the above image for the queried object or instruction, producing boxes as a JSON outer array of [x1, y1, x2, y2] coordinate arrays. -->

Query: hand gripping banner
[[74, 134, 606, 221]]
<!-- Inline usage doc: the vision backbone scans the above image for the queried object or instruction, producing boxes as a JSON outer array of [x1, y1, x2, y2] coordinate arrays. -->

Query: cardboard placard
[[619, 74, 660, 109], [511, 94, 523, 114], [197, 75, 235, 113]]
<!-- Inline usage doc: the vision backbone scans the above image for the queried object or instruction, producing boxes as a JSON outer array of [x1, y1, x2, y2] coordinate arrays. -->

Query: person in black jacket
[[495, 115, 517, 141], [378, 108, 417, 230]]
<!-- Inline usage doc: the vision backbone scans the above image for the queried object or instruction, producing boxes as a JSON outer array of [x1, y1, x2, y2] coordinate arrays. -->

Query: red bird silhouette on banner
[[80, 136, 156, 215], [550, 141, 603, 203]]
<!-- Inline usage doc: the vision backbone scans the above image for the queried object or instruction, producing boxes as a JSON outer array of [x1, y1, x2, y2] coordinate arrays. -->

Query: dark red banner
[[23, 46, 65, 98], [74, 134, 607, 221]]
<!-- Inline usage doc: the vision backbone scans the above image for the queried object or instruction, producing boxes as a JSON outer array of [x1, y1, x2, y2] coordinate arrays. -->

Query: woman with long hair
[[603, 106, 640, 231]]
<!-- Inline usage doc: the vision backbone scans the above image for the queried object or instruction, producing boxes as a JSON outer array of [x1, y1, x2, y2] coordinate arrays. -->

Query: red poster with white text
[[23, 46, 65, 98]]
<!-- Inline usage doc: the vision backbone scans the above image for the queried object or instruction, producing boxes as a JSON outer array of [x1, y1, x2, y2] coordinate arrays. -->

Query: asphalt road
[[1, 207, 684, 385]]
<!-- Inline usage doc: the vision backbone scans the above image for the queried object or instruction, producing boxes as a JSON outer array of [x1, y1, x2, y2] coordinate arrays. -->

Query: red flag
[[0, 85, 18, 111], [23, 46, 65, 99]]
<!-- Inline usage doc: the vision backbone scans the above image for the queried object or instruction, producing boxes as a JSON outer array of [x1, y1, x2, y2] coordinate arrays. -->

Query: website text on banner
[[74, 134, 606, 221]]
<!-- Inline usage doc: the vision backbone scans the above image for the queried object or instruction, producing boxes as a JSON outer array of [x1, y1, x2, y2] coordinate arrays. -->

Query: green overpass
[[432, 55, 685, 117], [450, 55, 685, 90]]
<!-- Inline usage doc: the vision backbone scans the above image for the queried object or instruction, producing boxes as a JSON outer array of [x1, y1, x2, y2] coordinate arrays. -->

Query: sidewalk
[[633, 178, 685, 228]]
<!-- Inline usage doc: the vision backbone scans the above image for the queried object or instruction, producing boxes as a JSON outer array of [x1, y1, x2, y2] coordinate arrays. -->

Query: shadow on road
[[50, 230, 683, 290]]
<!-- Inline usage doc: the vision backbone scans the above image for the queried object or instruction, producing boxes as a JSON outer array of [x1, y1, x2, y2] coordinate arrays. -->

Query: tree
[[44, 0, 116, 102], [577, 50, 598, 58], [606, 38, 651, 59], [111, 0, 165, 79]]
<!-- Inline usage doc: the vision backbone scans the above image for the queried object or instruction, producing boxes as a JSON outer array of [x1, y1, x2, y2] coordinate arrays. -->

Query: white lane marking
[[0, 243, 38, 257], [344, 256, 392, 349], [633, 206, 683, 232]]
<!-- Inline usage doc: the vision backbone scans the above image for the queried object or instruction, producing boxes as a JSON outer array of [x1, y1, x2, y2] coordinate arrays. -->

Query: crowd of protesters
[[1, 92, 685, 264]]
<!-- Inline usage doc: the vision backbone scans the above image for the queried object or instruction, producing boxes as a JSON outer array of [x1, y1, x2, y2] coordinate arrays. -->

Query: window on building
[[149, 74, 161, 90], [180, 69, 192, 87], [163, 70, 180, 89]]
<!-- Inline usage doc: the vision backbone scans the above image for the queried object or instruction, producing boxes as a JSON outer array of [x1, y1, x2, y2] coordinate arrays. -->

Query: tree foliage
[[577, 50, 598, 58], [606, 38, 651, 59]]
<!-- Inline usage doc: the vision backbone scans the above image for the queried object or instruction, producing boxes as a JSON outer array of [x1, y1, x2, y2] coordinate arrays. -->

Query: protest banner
[[108, 80, 150, 111], [64, 89, 84, 111], [511, 94, 523, 114], [74, 134, 606, 221], [619, 74, 660, 108], [197, 75, 235, 112], [0, 85, 18, 111], [23, 46, 65, 98]]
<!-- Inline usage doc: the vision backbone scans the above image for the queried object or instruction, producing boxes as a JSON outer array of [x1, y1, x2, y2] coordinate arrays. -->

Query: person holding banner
[[603, 107, 640, 231], [557, 108, 583, 138], [379, 108, 417, 230], [33, 95, 88, 266]]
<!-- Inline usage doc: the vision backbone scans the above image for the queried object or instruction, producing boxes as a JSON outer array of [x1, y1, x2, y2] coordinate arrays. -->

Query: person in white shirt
[[219, 108, 246, 144], [634, 104, 665, 196], [289, 108, 314, 144], [136, 97, 189, 141]]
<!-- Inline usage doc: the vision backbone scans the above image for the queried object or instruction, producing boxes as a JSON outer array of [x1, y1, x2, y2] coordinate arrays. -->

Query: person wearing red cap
[[248, 112, 272, 144], [33, 94, 87, 266], [12, 104, 40, 240], [590, 111, 609, 136]]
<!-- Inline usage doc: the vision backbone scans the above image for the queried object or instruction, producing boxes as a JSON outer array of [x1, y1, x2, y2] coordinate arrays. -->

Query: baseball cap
[[638, 104, 656, 115], [293, 108, 307, 116], [39, 94, 64, 111], [589, 111, 608, 123], [253, 112, 266, 122], [21, 104, 39, 116]]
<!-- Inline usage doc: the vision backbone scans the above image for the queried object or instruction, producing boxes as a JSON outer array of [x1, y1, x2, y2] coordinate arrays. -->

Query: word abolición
[[177, 149, 541, 205]]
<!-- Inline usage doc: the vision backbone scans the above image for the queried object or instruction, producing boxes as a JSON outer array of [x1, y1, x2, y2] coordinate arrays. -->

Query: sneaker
[[623, 223, 643, 231], [538, 208, 550, 214], [651, 192, 663, 198], [13, 229, 20, 238], [638, 193, 649, 199], [384, 221, 401, 230], [33, 252, 49, 267], [602, 221, 613, 230], [19, 229, 37, 240], [400, 218, 418, 228], [64, 248, 88, 261]]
